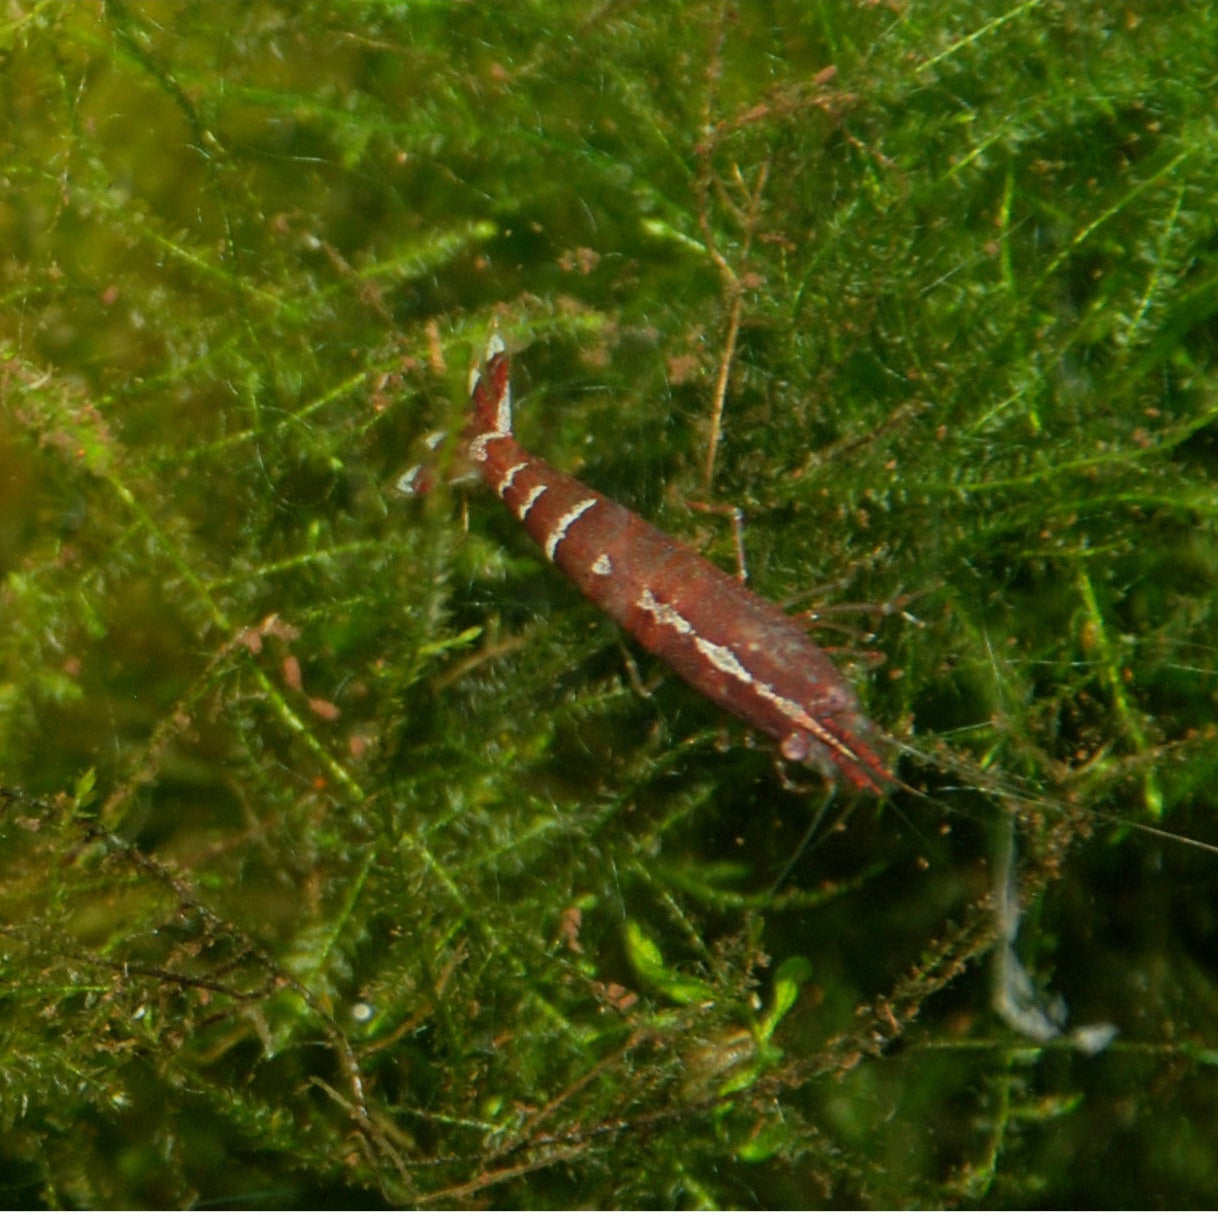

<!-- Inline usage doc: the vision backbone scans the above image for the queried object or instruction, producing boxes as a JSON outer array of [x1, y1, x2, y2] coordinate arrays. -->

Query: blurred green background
[[3, 0, 1218, 1206]]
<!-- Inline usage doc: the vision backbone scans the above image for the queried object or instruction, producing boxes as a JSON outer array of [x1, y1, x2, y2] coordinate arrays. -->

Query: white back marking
[[469, 332, 512, 433], [544, 497, 599, 561], [515, 483, 548, 521], [497, 462, 529, 497], [633, 586, 861, 764]]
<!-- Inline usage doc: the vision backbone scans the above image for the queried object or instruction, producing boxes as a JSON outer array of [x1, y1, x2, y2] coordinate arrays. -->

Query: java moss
[[2, 1, 1217, 1207]]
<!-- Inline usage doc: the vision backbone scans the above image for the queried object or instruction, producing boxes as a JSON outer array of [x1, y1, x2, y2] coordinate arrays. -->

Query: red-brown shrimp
[[465, 336, 893, 794]]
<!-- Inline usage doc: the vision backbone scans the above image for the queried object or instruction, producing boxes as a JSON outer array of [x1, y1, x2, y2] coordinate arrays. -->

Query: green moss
[[2, 0, 1217, 1206]]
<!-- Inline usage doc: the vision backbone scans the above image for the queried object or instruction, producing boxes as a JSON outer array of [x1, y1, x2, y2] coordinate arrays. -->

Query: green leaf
[[73, 768, 97, 812], [757, 955, 813, 1045], [624, 920, 716, 1006], [736, 1119, 791, 1164]]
